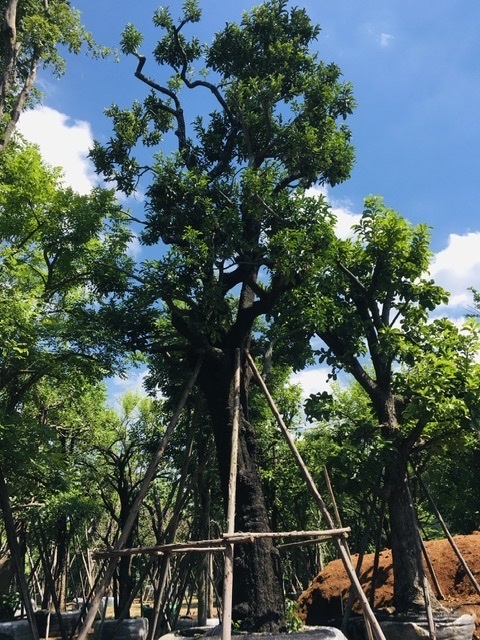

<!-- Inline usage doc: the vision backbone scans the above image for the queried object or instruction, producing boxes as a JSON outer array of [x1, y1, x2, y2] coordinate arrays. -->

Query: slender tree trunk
[[0, 0, 41, 151], [53, 516, 69, 611], [196, 458, 211, 626], [198, 352, 285, 632], [117, 503, 135, 618], [0, 469, 39, 640]]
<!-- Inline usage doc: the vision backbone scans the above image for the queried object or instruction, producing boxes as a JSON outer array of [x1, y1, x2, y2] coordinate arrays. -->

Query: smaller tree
[[17, 377, 112, 611], [303, 381, 387, 552], [276, 196, 480, 613], [0, 139, 134, 615], [83, 392, 169, 618], [0, 0, 109, 151]]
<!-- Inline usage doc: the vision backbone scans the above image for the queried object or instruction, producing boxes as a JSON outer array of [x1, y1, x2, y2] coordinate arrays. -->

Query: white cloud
[[18, 106, 98, 194], [106, 367, 167, 408], [332, 204, 361, 239], [379, 33, 394, 47], [106, 368, 148, 406], [306, 185, 328, 200], [290, 366, 332, 398], [306, 185, 361, 238], [430, 232, 480, 313], [363, 23, 394, 48], [127, 233, 142, 257]]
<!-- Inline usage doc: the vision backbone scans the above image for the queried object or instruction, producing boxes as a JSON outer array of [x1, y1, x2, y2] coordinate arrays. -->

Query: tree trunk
[[117, 504, 135, 619], [53, 516, 69, 612], [198, 352, 285, 632], [384, 448, 436, 613], [0, 468, 39, 639]]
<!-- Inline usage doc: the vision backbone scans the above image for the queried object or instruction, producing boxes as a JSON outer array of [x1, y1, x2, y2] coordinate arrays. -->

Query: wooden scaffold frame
[[77, 349, 388, 640]]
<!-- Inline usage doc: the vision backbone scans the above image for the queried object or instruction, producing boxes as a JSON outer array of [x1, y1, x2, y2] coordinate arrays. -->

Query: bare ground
[[298, 531, 480, 638]]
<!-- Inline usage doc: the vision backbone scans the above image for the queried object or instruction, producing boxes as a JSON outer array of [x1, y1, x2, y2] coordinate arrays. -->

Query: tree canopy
[[0, 0, 110, 151], [92, 0, 355, 352], [0, 140, 134, 417]]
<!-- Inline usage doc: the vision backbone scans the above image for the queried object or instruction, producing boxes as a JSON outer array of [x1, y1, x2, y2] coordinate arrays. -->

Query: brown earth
[[298, 531, 480, 638]]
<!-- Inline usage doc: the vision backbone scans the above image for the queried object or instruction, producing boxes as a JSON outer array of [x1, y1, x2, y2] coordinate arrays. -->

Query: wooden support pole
[[420, 559, 437, 640], [93, 539, 228, 558], [221, 349, 241, 640], [323, 467, 343, 531], [278, 538, 331, 550], [148, 412, 198, 640], [247, 353, 387, 640], [419, 531, 444, 600], [323, 466, 374, 640], [75, 358, 203, 640]]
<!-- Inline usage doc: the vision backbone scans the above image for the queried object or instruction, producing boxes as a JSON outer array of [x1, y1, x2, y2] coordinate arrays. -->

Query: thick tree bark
[[117, 496, 136, 618], [384, 451, 426, 612], [384, 446, 443, 615], [362, 384, 442, 616], [198, 352, 285, 632]]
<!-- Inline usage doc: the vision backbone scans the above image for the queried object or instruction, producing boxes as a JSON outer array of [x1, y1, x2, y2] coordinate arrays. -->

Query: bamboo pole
[[92, 540, 225, 558], [224, 528, 350, 541], [278, 538, 335, 550], [148, 410, 198, 640], [75, 357, 203, 640], [221, 349, 241, 640], [247, 353, 387, 640], [323, 467, 343, 532], [419, 556, 437, 640], [415, 469, 480, 597]]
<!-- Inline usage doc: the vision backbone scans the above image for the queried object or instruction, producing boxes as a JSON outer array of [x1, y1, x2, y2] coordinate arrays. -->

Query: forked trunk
[[198, 352, 285, 632]]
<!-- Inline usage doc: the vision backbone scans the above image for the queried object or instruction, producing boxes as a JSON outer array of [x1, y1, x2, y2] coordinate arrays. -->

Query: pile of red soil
[[298, 531, 480, 637]]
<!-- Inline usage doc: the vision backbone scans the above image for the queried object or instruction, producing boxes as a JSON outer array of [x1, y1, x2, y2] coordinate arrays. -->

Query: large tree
[[277, 196, 480, 613], [91, 0, 355, 630]]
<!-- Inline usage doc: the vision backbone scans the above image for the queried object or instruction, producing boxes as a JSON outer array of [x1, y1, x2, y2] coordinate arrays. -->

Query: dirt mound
[[298, 531, 480, 636]]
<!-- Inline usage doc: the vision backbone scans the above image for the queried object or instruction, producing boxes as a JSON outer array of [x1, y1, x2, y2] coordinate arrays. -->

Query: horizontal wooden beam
[[223, 528, 350, 542], [92, 527, 350, 560]]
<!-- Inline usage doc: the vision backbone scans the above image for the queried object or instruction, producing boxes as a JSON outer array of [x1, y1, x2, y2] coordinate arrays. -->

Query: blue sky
[[17, 0, 480, 399]]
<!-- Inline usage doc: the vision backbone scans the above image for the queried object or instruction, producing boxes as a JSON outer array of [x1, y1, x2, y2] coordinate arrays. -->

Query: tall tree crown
[[91, 0, 356, 359]]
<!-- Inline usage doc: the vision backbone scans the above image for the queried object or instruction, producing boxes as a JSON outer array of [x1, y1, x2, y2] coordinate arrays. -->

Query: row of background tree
[[1, 0, 480, 634]]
